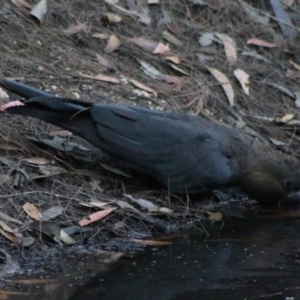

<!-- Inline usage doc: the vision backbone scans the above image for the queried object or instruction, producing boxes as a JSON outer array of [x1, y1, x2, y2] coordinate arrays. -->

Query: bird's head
[[239, 145, 300, 202]]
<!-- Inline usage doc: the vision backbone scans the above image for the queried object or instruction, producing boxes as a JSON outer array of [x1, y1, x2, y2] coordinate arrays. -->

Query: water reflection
[[69, 207, 300, 300]]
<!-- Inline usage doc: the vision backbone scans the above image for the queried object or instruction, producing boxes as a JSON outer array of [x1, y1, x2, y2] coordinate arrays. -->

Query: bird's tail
[[0, 79, 54, 98], [0, 96, 103, 148]]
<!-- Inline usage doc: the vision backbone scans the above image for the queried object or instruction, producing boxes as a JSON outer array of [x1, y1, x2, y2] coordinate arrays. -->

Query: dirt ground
[[0, 0, 299, 273]]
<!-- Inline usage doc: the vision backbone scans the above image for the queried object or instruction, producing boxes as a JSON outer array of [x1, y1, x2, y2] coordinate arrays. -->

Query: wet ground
[[4, 204, 300, 300]]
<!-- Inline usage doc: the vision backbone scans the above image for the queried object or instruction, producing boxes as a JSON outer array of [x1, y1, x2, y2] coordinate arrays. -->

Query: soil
[[0, 0, 299, 274]]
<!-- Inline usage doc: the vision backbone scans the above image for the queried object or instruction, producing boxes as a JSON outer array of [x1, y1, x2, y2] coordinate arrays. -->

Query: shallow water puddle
[[3, 205, 300, 300]]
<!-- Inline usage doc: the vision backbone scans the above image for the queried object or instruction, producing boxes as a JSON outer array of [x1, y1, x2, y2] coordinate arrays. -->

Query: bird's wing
[[90, 104, 237, 193]]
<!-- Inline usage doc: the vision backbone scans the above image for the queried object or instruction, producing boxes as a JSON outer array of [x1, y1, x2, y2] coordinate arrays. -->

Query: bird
[[1, 78, 300, 202]]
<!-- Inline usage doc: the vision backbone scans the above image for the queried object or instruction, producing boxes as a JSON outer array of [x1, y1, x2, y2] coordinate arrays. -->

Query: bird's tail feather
[[0, 79, 54, 98]]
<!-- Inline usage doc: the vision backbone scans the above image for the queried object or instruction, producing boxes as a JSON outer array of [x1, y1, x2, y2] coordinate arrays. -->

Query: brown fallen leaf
[[275, 113, 295, 124], [127, 239, 172, 246], [104, 12, 122, 23], [104, 35, 121, 53], [64, 21, 88, 36], [206, 211, 223, 222], [162, 30, 183, 47], [60, 229, 76, 245], [42, 206, 64, 221], [95, 54, 117, 71], [128, 37, 157, 52], [286, 69, 300, 79], [49, 130, 72, 136], [238, 0, 270, 25], [129, 79, 158, 97], [289, 60, 300, 71], [247, 38, 278, 48], [0, 229, 21, 245], [153, 42, 170, 54], [116, 200, 138, 211], [166, 56, 181, 64], [23, 157, 52, 165], [79, 201, 114, 208], [138, 60, 182, 85], [12, 0, 32, 9], [0, 212, 22, 225], [92, 33, 110, 39], [206, 66, 234, 106], [10, 279, 58, 284], [234, 69, 250, 95], [79, 207, 116, 226], [78, 72, 120, 84], [215, 33, 237, 64], [0, 143, 21, 151], [23, 202, 43, 221]]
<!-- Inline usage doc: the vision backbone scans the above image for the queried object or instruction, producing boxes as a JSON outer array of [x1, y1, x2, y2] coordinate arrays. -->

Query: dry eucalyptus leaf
[[0, 212, 22, 225], [241, 51, 272, 64], [42, 206, 63, 221], [149, 207, 173, 215], [95, 54, 117, 71], [100, 163, 130, 177], [289, 60, 300, 71], [38, 165, 66, 177], [60, 229, 76, 245], [92, 33, 110, 39], [215, 33, 237, 64], [169, 64, 190, 76], [206, 211, 223, 222], [238, 0, 270, 25], [153, 42, 170, 54], [116, 200, 138, 211], [0, 88, 9, 100], [23, 203, 43, 221], [127, 239, 172, 246], [80, 200, 113, 208], [49, 130, 72, 136], [269, 137, 286, 146], [78, 72, 120, 84], [22, 236, 35, 247], [206, 66, 234, 106], [198, 32, 215, 46], [126, 195, 158, 210], [64, 21, 88, 36], [129, 79, 158, 97], [128, 37, 157, 52], [104, 35, 121, 53], [162, 30, 183, 47], [275, 113, 295, 123], [0, 221, 16, 234], [12, 0, 32, 9], [23, 157, 51, 165], [263, 81, 295, 99], [294, 92, 300, 108], [105, 12, 122, 23], [247, 38, 278, 48], [166, 56, 180, 64], [79, 207, 116, 226], [138, 60, 182, 85], [234, 69, 250, 95], [0, 229, 21, 244]]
